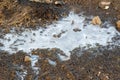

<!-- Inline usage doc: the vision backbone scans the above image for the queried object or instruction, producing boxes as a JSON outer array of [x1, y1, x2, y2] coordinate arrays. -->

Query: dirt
[[0, 46, 120, 80], [0, 0, 120, 80], [0, 0, 120, 29], [0, 0, 69, 29], [65, 0, 120, 20]]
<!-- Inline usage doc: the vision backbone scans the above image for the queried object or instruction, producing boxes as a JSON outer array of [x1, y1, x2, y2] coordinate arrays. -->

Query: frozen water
[[0, 12, 120, 60], [47, 59, 57, 66]]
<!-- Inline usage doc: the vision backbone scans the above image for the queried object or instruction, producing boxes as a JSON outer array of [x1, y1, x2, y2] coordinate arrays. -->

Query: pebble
[[54, 1, 64, 5], [116, 20, 120, 31], [29, 0, 53, 3], [99, 0, 111, 9], [24, 56, 31, 62], [91, 16, 102, 25]]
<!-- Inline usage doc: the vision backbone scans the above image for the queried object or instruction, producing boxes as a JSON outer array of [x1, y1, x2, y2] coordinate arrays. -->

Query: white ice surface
[[0, 12, 120, 60], [47, 58, 57, 66]]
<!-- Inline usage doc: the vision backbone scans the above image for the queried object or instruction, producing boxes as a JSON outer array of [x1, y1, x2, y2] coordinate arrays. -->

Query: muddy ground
[[0, 0, 120, 80]]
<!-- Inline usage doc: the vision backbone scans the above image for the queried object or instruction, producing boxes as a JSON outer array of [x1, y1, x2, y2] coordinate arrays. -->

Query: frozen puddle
[[0, 12, 120, 61], [0, 12, 120, 78]]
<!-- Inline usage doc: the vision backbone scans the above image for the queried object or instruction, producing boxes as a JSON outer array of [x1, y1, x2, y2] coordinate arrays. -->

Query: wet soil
[[0, 0, 120, 80]]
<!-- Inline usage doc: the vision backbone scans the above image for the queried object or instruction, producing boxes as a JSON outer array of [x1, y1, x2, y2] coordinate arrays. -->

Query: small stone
[[97, 71, 101, 76], [24, 56, 31, 62], [99, 0, 111, 9], [54, 1, 64, 5], [92, 16, 102, 25], [116, 20, 120, 31], [100, 75, 109, 80], [29, 0, 53, 3]]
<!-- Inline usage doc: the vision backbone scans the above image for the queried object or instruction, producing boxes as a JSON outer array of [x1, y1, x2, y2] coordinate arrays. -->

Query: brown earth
[[0, 0, 69, 29], [0, 0, 120, 29], [0, 0, 120, 80], [0, 46, 120, 80]]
